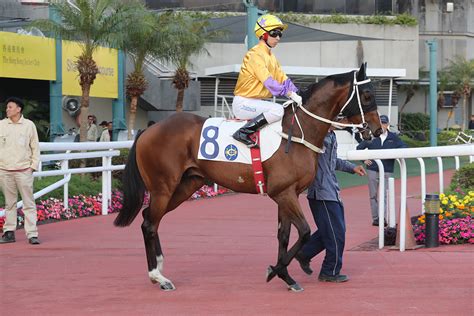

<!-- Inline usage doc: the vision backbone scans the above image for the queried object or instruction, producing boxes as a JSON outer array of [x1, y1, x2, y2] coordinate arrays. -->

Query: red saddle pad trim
[[250, 131, 266, 194]]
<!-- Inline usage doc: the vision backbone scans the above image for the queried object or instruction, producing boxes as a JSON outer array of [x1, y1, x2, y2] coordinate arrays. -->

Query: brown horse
[[114, 63, 382, 292]]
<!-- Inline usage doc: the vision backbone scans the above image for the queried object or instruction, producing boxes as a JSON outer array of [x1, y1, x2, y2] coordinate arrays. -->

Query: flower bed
[[0, 185, 230, 230], [413, 190, 474, 245]]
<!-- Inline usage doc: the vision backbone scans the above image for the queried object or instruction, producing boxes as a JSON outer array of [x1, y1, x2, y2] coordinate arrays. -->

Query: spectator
[[147, 120, 156, 128], [98, 120, 110, 142], [469, 114, 474, 130], [356, 115, 407, 226], [107, 121, 113, 139], [295, 123, 366, 282], [87, 114, 98, 142], [0, 97, 41, 245]]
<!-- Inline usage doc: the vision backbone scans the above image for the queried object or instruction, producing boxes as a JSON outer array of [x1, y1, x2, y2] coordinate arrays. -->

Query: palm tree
[[120, 5, 174, 139], [33, 0, 131, 142], [163, 13, 220, 112], [445, 56, 474, 130]]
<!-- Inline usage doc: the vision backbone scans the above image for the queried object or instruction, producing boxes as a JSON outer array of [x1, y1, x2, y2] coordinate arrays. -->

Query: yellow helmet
[[254, 14, 288, 39]]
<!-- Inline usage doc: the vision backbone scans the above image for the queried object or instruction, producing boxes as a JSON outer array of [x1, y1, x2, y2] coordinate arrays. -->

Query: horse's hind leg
[[142, 176, 204, 291], [141, 197, 175, 291]]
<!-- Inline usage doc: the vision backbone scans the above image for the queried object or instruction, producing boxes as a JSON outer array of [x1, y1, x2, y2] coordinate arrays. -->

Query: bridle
[[280, 71, 374, 153]]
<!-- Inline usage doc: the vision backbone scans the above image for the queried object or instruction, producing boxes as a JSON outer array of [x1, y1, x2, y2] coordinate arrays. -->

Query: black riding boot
[[233, 114, 268, 147]]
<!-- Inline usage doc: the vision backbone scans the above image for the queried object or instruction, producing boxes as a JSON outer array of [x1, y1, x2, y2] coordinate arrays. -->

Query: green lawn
[[337, 157, 470, 189]]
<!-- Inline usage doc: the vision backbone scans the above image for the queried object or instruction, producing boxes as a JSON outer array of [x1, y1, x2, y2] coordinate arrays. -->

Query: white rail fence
[[4, 141, 473, 252], [10, 141, 133, 217], [347, 144, 474, 251]]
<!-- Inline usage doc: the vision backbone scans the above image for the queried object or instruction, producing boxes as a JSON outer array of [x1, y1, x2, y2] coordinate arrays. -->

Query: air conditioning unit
[[62, 96, 81, 117]]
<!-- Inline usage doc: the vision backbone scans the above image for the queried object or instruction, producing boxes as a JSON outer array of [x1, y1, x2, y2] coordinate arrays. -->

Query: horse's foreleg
[[267, 195, 311, 292], [141, 204, 175, 291]]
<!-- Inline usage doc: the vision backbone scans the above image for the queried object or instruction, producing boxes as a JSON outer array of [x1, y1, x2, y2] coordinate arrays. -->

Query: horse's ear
[[357, 63, 366, 80]]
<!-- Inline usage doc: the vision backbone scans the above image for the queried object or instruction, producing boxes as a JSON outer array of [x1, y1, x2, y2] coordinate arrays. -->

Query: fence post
[[436, 157, 444, 194], [374, 159, 385, 249], [399, 158, 408, 252], [417, 157, 426, 214], [102, 156, 109, 215], [61, 155, 69, 210], [388, 177, 396, 228]]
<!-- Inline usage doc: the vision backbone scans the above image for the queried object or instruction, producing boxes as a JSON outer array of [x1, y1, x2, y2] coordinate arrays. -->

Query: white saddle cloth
[[197, 117, 282, 164]]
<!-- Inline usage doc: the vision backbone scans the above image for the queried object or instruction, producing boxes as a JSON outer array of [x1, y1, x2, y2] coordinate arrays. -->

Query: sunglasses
[[268, 29, 283, 38]]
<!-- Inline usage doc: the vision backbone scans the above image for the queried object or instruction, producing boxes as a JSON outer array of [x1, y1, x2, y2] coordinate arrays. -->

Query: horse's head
[[340, 63, 383, 140]]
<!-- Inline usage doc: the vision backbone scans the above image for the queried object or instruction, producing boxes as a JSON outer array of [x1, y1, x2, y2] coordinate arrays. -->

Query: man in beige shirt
[[0, 97, 41, 244]]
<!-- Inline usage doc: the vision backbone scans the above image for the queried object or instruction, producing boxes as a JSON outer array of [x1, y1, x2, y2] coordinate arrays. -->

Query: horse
[[114, 63, 382, 292]]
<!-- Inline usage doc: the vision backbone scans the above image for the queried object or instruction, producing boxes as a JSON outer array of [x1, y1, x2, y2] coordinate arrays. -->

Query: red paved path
[[1, 172, 473, 315]]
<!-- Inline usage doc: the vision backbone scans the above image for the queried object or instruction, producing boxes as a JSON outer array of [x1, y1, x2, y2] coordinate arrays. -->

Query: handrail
[[347, 144, 474, 251]]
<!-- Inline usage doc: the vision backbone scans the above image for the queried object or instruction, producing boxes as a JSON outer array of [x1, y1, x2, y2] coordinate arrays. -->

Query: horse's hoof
[[288, 283, 304, 292], [266, 265, 277, 282], [160, 281, 176, 291]]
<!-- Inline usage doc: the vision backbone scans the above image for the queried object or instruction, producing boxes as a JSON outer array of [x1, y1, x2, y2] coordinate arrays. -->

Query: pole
[[112, 50, 127, 141], [49, 6, 65, 141], [243, 0, 266, 50], [426, 40, 437, 147]]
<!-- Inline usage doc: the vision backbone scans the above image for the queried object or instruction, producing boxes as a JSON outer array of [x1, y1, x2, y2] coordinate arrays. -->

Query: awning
[[205, 15, 381, 43]]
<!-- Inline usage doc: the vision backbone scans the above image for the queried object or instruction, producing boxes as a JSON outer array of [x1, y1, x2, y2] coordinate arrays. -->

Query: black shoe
[[28, 237, 41, 245], [295, 252, 313, 275], [232, 114, 268, 148], [372, 220, 388, 227], [318, 273, 349, 283], [0, 231, 16, 244]]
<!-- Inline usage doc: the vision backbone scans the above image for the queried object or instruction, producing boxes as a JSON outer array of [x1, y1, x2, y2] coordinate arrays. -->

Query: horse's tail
[[114, 130, 146, 227]]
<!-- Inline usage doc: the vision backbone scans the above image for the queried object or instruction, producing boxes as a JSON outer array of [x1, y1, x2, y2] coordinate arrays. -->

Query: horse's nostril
[[374, 128, 383, 137]]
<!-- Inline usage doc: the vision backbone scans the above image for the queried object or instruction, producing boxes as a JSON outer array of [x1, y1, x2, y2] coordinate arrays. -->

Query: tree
[[33, 0, 131, 142], [163, 13, 220, 112], [445, 56, 474, 130], [120, 4, 174, 139]]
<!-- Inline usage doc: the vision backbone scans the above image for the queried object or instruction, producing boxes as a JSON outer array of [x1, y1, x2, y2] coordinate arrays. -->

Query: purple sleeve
[[263, 77, 298, 96]]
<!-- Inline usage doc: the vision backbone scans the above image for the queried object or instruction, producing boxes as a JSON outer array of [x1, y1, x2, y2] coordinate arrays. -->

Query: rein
[[280, 72, 371, 153]]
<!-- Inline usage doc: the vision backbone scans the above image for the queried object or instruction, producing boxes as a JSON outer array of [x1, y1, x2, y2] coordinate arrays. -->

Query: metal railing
[[346, 144, 474, 251], [10, 141, 134, 217]]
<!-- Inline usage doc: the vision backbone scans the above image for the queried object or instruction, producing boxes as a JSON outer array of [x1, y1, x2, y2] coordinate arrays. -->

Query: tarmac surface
[[1, 171, 473, 315]]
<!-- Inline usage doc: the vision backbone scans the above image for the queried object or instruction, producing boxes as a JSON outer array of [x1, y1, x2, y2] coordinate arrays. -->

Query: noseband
[[280, 71, 373, 152]]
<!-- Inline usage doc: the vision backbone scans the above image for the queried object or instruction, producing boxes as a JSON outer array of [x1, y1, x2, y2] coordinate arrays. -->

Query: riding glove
[[288, 91, 302, 107]]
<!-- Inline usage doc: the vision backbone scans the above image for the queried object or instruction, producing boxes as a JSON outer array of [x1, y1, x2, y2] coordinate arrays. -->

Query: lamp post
[[424, 194, 440, 248]]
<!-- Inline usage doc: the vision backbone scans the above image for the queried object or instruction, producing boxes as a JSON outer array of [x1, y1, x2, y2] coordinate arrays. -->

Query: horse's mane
[[300, 71, 354, 104]]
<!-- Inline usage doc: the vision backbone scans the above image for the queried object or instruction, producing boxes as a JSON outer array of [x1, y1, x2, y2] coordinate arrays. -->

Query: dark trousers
[[301, 199, 346, 276]]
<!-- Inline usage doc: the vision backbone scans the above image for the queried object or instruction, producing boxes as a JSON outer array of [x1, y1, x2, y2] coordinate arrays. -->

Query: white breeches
[[232, 96, 284, 124]]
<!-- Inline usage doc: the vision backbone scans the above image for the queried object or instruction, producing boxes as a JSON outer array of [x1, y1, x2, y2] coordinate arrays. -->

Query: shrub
[[400, 113, 430, 132], [449, 163, 474, 192]]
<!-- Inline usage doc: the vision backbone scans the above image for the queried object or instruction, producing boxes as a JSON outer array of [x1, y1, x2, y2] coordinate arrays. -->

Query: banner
[[62, 41, 118, 98], [0, 31, 56, 80]]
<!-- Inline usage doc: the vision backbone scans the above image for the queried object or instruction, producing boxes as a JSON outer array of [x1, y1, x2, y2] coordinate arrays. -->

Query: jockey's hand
[[353, 165, 366, 176], [288, 91, 302, 107], [364, 160, 373, 166]]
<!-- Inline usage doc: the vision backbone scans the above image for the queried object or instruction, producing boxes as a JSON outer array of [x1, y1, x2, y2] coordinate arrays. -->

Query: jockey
[[232, 14, 302, 147]]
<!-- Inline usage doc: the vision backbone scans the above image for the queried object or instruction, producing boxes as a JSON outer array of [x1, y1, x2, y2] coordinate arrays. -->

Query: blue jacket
[[356, 131, 406, 173], [307, 131, 356, 202]]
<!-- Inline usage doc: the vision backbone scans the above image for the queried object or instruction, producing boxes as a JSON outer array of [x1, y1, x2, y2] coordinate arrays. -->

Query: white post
[[214, 77, 219, 117], [387, 78, 393, 121], [61, 157, 69, 210], [436, 157, 444, 194], [102, 156, 109, 215], [388, 177, 396, 228], [213, 183, 218, 193], [399, 158, 407, 252], [417, 157, 426, 214], [454, 156, 460, 170], [374, 159, 385, 249], [107, 149, 113, 202]]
